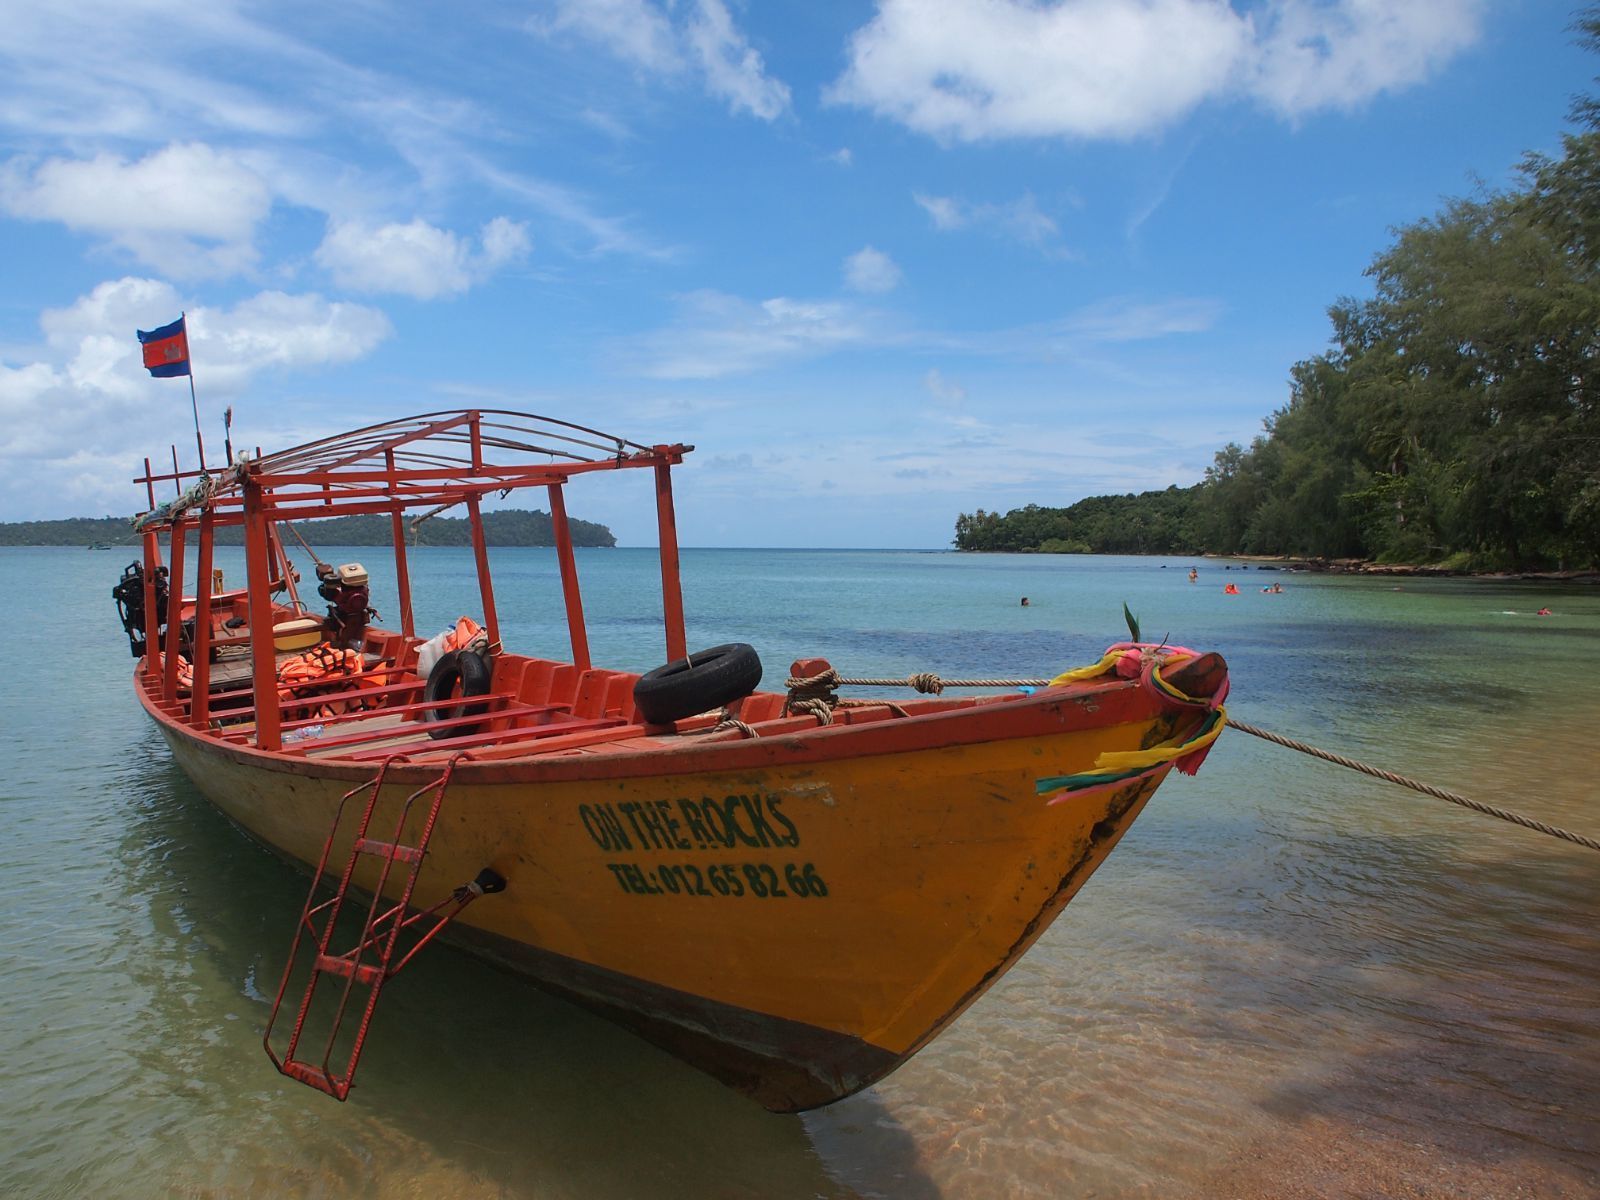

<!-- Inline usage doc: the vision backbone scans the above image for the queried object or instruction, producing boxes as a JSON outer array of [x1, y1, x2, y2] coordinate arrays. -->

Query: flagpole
[[183, 311, 206, 470]]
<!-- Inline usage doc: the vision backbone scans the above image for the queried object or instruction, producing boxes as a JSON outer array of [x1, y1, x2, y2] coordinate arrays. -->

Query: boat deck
[[154, 617, 986, 765]]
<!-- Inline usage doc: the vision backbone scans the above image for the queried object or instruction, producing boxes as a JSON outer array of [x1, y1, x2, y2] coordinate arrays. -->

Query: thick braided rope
[[1230, 719, 1600, 853], [785, 698, 834, 725], [836, 674, 1051, 692], [706, 714, 759, 738]]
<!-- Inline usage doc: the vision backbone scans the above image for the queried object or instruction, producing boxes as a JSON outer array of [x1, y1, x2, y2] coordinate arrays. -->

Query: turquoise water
[[2, 546, 1596, 1198]]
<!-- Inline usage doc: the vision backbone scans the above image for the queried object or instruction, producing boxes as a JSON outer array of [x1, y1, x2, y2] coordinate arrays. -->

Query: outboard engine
[[112, 561, 168, 658]]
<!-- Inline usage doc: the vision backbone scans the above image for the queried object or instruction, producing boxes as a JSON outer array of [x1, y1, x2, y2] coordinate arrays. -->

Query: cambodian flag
[[137, 316, 191, 378]]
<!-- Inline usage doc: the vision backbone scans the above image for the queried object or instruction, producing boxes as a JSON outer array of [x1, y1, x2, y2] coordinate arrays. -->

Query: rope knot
[[704, 709, 759, 739], [785, 667, 840, 723], [908, 672, 944, 694], [786, 698, 834, 726]]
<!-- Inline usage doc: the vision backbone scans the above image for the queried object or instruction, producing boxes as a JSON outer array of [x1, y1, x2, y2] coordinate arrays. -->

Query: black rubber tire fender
[[423, 649, 493, 740], [633, 643, 763, 725]]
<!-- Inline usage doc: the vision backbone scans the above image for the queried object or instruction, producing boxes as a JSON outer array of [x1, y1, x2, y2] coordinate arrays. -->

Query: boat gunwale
[[135, 661, 1187, 788]]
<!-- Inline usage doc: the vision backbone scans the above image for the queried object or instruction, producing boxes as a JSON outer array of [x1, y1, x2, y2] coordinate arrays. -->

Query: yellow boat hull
[[153, 685, 1202, 1111]]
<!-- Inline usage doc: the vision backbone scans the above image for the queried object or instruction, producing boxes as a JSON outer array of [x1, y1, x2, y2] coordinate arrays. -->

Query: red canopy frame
[[133, 410, 693, 751]]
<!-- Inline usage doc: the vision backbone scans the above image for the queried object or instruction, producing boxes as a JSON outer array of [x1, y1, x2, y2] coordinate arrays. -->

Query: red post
[[142, 531, 163, 685], [242, 478, 282, 751], [191, 512, 214, 729], [162, 520, 187, 702], [390, 505, 414, 637], [464, 493, 500, 650], [547, 483, 591, 671], [386, 450, 414, 637], [654, 459, 687, 662]]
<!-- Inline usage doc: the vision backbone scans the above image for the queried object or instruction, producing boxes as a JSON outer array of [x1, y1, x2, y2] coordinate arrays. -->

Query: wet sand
[[1203, 1115, 1596, 1199], [1191, 960, 1599, 1200]]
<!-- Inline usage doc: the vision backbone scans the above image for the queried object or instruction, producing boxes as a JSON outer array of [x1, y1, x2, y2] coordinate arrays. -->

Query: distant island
[[0, 508, 616, 549], [955, 488, 1200, 556]]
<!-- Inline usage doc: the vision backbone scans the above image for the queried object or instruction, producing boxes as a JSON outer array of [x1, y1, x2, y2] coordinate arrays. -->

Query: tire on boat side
[[633, 643, 763, 725], [423, 649, 493, 740]]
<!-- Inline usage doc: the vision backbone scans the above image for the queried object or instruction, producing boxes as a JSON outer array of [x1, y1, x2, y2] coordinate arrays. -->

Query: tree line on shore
[[0, 508, 616, 549], [956, 15, 1600, 572]]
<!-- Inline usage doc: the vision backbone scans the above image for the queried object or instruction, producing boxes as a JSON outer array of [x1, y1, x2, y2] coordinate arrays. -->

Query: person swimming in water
[[1188, 568, 1198, 583]]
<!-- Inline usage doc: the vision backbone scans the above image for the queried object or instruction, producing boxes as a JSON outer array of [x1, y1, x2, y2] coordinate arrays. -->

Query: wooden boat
[[120, 411, 1229, 1112]]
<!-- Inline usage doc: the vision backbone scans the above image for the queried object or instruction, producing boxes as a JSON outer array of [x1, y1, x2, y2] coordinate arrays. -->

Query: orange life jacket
[[277, 643, 377, 719], [445, 616, 487, 654]]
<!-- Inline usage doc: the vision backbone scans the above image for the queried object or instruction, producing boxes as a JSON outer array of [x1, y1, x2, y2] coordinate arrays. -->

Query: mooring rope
[[788, 666, 1598, 852], [822, 671, 1052, 694], [1229, 719, 1600, 853]]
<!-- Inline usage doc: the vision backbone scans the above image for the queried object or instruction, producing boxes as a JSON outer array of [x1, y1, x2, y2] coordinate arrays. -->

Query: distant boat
[[117, 410, 1230, 1112], [87, 541, 113, 549]]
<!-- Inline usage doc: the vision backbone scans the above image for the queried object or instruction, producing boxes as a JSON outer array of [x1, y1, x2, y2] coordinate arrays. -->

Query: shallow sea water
[[2, 545, 1596, 1198]]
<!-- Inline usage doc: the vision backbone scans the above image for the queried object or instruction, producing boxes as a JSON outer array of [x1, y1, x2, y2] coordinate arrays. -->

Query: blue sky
[[0, 1, 1591, 547]]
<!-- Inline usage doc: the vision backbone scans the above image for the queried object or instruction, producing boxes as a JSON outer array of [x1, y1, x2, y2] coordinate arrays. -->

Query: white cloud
[[921, 295, 1223, 360], [204, 290, 394, 378], [0, 277, 392, 516], [457, 155, 671, 259], [924, 368, 966, 405], [480, 216, 532, 267], [0, 4, 652, 267], [0, 1, 317, 143], [844, 245, 903, 294], [545, 0, 681, 72], [686, 0, 791, 120], [914, 192, 1065, 252], [914, 194, 964, 230], [619, 286, 1218, 380], [0, 143, 272, 277], [1053, 296, 1223, 343], [0, 0, 702, 282], [829, 0, 1486, 142], [315, 217, 531, 299], [541, 0, 790, 120], [624, 290, 881, 379], [1249, 0, 1483, 115]]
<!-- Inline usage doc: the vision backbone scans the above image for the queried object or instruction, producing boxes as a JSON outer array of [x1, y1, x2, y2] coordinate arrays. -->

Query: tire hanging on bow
[[633, 643, 763, 725]]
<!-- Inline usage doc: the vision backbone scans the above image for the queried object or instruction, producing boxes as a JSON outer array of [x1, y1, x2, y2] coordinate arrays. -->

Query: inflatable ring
[[423, 649, 493, 740], [633, 643, 763, 725]]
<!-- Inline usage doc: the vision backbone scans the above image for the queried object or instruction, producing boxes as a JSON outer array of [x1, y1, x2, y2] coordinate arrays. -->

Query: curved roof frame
[[134, 409, 691, 529]]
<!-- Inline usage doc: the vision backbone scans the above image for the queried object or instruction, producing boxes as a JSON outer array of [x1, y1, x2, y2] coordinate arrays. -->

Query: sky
[[0, 0, 1592, 548]]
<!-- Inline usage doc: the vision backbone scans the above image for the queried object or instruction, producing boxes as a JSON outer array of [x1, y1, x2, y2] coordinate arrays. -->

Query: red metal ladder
[[263, 753, 504, 1099]]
